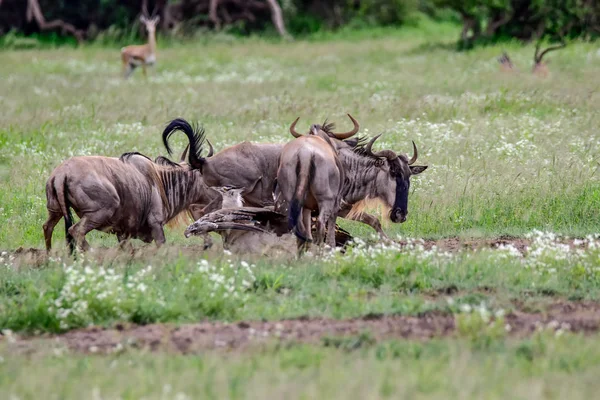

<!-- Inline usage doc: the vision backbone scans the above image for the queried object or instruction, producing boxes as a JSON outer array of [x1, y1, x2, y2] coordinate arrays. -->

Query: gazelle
[[121, 14, 160, 79], [532, 41, 566, 77], [498, 40, 566, 78]]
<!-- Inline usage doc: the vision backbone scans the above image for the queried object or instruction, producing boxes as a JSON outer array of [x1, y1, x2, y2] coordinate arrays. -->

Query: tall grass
[[1, 32, 599, 248]]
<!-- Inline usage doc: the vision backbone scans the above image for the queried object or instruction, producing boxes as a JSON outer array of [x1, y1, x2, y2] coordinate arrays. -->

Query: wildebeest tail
[[289, 156, 313, 242], [54, 177, 75, 253], [161, 118, 207, 170]]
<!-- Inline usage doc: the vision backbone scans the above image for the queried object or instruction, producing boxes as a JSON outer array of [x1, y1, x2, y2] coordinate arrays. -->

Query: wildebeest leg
[[67, 216, 96, 252], [314, 208, 330, 246], [117, 233, 134, 252], [357, 212, 390, 240], [201, 234, 213, 250], [68, 206, 115, 251], [296, 208, 313, 255], [150, 224, 166, 246], [43, 211, 62, 251], [338, 206, 390, 240], [317, 201, 337, 249], [326, 215, 337, 249], [301, 208, 313, 243]]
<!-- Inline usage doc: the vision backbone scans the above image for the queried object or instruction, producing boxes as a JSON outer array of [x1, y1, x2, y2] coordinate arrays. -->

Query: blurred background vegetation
[[0, 0, 599, 48]]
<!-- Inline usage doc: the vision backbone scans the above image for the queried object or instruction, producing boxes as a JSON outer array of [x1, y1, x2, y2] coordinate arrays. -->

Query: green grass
[[2, 333, 600, 399], [1, 27, 600, 248], [2, 24, 600, 398], [2, 236, 599, 333]]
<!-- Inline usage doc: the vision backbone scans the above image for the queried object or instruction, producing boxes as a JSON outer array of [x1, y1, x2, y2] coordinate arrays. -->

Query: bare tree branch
[[26, 0, 84, 44], [265, 0, 290, 39], [209, 0, 221, 30], [485, 12, 512, 37]]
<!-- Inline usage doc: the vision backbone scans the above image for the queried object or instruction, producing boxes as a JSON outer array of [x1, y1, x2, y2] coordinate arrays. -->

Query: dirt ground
[[3, 300, 600, 355], [1, 236, 573, 268], [3, 236, 597, 354]]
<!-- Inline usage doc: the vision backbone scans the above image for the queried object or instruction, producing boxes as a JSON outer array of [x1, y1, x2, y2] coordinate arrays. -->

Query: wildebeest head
[[289, 114, 360, 142], [356, 135, 428, 223]]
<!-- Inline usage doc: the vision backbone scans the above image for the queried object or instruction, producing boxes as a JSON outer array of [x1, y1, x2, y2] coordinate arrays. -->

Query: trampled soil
[[5, 301, 600, 354], [0, 236, 575, 268]]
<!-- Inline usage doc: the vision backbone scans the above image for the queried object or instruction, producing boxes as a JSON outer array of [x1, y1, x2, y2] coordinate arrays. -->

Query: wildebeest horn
[[364, 134, 397, 161], [206, 140, 214, 157], [408, 141, 418, 165], [179, 144, 189, 163], [331, 114, 360, 140], [289, 117, 302, 138], [364, 134, 381, 154]]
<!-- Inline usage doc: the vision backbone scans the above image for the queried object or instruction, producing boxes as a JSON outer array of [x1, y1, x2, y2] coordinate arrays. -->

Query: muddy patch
[[5, 301, 600, 354]]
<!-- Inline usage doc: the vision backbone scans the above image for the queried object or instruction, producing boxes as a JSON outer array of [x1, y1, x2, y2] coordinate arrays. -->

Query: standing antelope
[[532, 41, 566, 77], [121, 14, 160, 79]]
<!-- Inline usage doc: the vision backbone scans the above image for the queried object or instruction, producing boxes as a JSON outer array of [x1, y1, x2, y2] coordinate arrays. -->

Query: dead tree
[[26, 0, 84, 44], [165, 0, 290, 38], [265, 0, 290, 39], [209, 0, 221, 30]]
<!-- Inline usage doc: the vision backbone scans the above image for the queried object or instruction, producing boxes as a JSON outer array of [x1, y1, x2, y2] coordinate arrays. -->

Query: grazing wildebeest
[[184, 185, 353, 255], [276, 125, 345, 249], [43, 126, 211, 253]]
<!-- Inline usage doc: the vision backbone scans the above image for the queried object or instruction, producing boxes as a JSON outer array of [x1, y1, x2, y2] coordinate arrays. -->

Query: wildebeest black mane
[[154, 156, 182, 168], [120, 152, 152, 162], [162, 118, 207, 170], [321, 119, 335, 134], [351, 135, 405, 175], [344, 135, 368, 150], [351, 136, 382, 160]]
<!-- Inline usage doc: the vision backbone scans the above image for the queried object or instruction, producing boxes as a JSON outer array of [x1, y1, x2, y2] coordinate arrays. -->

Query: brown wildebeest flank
[[43, 125, 211, 253]]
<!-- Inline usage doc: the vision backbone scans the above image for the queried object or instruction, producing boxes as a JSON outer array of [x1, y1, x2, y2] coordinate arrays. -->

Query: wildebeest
[[276, 125, 345, 248], [162, 116, 359, 208], [43, 126, 211, 253], [162, 116, 426, 240], [184, 185, 353, 255], [335, 134, 428, 228]]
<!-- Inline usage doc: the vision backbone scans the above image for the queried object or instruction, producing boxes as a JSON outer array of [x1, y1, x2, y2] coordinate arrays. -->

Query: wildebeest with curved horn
[[162, 116, 360, 209], [162, 116, 425, 240], [43, 124, 212, 253], [276, 124, 345, 249], [336, 134, 428, 228]]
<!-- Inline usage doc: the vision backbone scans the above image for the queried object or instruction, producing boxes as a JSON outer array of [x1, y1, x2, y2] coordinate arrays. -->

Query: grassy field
[[2, 23, 600, 398], [3, 335, 600, 400]]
